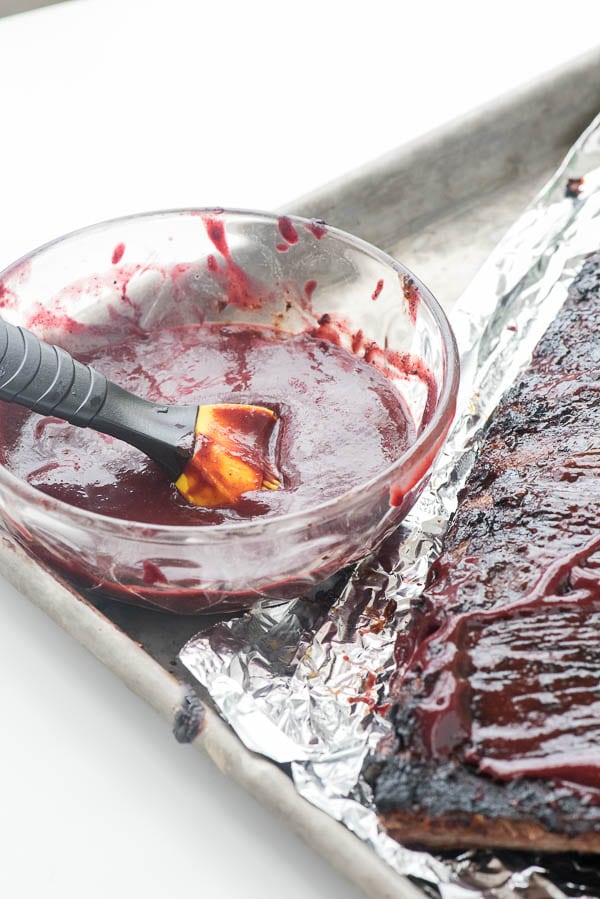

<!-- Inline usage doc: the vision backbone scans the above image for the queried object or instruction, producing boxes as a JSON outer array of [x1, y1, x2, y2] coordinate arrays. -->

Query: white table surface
[[0, 2, 598, 897]]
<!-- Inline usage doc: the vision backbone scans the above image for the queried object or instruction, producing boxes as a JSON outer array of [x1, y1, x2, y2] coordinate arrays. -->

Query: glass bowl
[[0, 209, 459, 613]]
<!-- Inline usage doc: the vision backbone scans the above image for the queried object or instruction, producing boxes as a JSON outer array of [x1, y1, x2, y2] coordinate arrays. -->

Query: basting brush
[[0, 318, 280, 507]]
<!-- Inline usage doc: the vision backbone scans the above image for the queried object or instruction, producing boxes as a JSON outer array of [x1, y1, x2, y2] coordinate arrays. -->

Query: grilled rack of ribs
[[368, 253, 600, 852]]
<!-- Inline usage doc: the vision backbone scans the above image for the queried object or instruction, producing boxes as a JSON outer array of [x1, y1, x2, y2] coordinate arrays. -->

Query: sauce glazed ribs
[[368, 253, 600, 852]]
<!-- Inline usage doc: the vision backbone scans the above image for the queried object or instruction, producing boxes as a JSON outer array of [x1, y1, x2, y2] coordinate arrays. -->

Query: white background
[[0, 2, 598, 897]]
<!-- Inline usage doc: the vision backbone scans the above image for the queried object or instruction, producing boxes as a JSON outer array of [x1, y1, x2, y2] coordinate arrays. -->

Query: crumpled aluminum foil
[[181, 112, 600, 898]]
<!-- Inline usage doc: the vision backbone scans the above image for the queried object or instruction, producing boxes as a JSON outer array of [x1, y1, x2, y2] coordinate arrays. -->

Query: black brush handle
[[0, 318, 108, 424], [0, 318, 196, 480]]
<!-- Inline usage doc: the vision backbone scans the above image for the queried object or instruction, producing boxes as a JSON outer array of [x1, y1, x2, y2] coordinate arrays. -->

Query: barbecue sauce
[[0, 323, 416, 526]]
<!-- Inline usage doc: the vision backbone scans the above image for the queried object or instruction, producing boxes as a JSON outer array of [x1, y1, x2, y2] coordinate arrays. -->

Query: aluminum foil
[[180, 112, 600, 898]]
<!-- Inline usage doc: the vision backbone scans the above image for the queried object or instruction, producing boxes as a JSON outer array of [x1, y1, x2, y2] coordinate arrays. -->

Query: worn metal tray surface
[[2, 47, 600, 899]]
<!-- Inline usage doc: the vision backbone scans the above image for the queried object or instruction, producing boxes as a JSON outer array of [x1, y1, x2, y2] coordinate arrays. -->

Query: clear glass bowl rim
[[0, 207, 460, 542]]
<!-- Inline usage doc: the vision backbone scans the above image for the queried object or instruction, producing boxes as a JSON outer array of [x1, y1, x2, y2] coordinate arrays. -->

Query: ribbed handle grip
[[0, 318, 108, 425]]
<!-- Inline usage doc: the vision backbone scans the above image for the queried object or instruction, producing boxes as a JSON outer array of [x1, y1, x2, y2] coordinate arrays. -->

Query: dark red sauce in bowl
[[0, 209, 458, 612], [0, 323, 416, 526]]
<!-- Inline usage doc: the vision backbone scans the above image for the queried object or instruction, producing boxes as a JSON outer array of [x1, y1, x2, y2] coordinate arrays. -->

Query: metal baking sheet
[[2, 46, 600, 899]]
